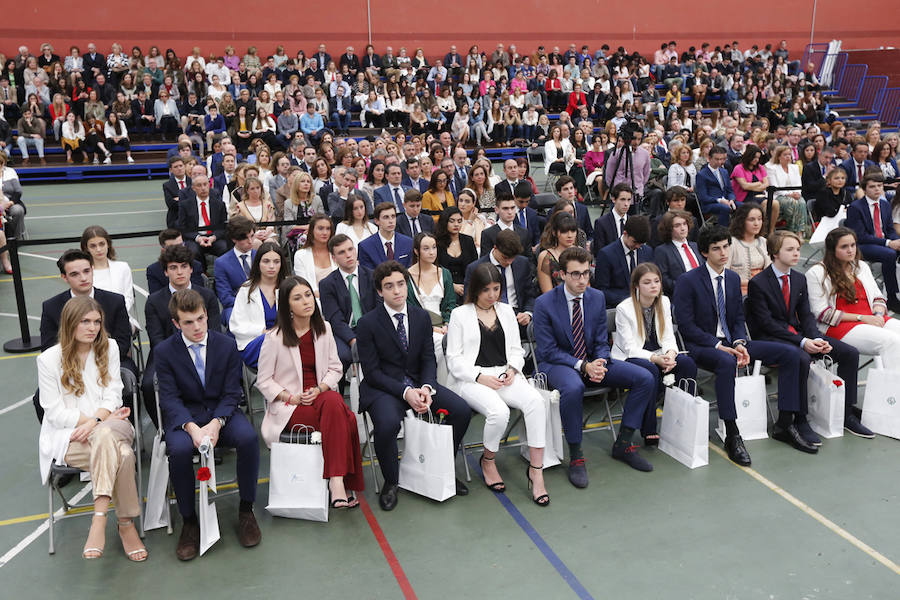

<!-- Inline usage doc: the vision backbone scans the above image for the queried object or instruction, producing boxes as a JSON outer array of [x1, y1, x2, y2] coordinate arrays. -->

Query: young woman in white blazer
[[80, 226, 139, 331], [613, 262, 697, 445], [445, 262, 549, 506]]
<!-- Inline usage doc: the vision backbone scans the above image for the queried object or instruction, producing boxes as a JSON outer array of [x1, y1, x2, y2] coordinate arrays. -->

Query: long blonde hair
[[59, 296, 110, 397], [289, 171, 314, 207], [629, 263, 666, 341]]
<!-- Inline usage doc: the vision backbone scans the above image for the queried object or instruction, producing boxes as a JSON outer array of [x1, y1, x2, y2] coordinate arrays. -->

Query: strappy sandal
[[644, 434, 660, 447], [526, 464, 550, 507], [480, 455, 506, 493], [117, 519, 148, 562], [82, 512, 107, 559], [331, 497, 352, 509], [346, 493, 360, 509]]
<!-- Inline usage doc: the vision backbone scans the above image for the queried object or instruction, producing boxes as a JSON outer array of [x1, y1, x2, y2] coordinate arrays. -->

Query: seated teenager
[[214, 217, 257, 327], [465, 230, 535, 327], [594, 215, 653, 306], [230, 241, 290, 368], [612, 263, 697, 445], [257, 276, 364, 509], [396, 189, 435, 238], [674, 225, 818, 464], [533, 247, 656, 487], [435, 206, 479, 304], [358, 202, 414, 270], [356, 261, 472, 511], [654, 210, 703, 296], [147, 229, 204, 294], [536, 212, 579, 294], [446, 263, 549, 506], [726, 202, 771, 296], [163, 156, 191, 228], [748, 231, 871, 439], [292, 214, 337, 298], [592, 182, 633, 254], [479, 192, 532, 259], [514, 182, 543, 251], [155, 289, 261, 561], [143, 244, 221, 427], [37, 297, 146, 562], [80, 225, 139, 331], [648, 186, 700, 247], [694, 146, 736, 226]]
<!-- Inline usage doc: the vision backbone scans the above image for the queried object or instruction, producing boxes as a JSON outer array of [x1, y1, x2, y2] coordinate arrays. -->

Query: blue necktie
[[518, 209, 526, 228], [715, 275, 732, 343], [499, 265, 509, 303], [240, 254, 251, 277], [393, 188, 402, 212], [394, 313, 408, 351], [189, 343, 206, 386]]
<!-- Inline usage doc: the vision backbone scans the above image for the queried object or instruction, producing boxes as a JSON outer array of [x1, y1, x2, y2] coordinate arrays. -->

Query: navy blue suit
[[654, 240, 703, 296], [163, 176, 191, 229], [479, 223, 532, 258], [571, 201, 594, 239], [591, 211, 624, 256], [358, 232, 413, 269], [373, 184, 412, 214], [213, 249, 256, 326], [395, 212, 435, 238], [533, 285, 654, 444], [401, 175, 429, 193], [747, 266, 859, 409], [695, 164, 735, 225], [845, 196, 899, 301], [840, 158, 876, 194], [515, 206, 543, 247], [464, 254, 536, 313], [318, 266, 378, 367], [673, 266, 805, 420], [146, 259, 204, 295], [156, 330, 259, 517], [356, 305, 471, 485], [177, 189, 229, 262], [593, 240, 653, 305]]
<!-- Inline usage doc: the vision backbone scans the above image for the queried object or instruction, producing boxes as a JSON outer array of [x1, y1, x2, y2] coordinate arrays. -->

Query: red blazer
[[565, 91, 587, 115]]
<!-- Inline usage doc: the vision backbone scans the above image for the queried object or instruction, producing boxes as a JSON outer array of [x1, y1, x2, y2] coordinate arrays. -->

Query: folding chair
[[350, 343, 382, 493], [242, 364, 263, 427], [47, 367, 145, 554], [531, 192, 559, 219]]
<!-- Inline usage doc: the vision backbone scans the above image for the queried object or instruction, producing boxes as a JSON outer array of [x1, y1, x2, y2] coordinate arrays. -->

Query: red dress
[[826, 279, 890, 339], [285, 330, 364, 491]]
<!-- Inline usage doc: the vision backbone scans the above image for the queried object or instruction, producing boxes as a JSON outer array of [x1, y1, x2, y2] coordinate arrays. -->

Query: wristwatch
[[856, 314, 862, 322], [217, 416, 227, 428], [94, 417, 102, 423]]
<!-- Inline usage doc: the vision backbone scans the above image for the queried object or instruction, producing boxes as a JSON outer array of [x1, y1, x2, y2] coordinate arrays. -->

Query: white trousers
[[841, 319, 900, 370], [454, 367, 545, 452]]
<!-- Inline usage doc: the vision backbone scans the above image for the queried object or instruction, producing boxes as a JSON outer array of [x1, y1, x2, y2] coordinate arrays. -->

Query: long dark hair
[[822, 227, 861, 303], [435, 206, 463, 247], [540, 212, 577, 249], [739, 145, 762, 170], [275, 276, 325, 346], [728, 201, 764, 239], [464, 262, 502, 305], [244, 241, 289, 300], [80, 225, 116, 260], [302, 214, 334, 249]]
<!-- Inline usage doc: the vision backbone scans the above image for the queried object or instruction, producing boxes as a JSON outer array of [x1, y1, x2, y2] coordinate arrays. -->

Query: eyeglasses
[[565, 270, 591, 280]]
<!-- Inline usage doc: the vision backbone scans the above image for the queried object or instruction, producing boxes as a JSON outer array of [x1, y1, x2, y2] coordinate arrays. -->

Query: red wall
[[2, 1, 898, 62]]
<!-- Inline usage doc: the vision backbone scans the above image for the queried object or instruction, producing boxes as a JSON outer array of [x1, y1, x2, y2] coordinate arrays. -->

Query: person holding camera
[[604, 124, 650, 203]]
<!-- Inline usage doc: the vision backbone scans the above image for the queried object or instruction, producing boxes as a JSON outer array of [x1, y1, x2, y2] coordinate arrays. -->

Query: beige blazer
[[256, 323, 343, 447]]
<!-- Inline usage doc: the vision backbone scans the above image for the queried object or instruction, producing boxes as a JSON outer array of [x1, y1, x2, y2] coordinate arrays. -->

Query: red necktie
[[781, 274, 797, 334], [858, 164, 864, 183], [874, 201, 884, 238], [682, 243, 699, 269], [179, 180, 185, 190], [200, 201, 210, 228]]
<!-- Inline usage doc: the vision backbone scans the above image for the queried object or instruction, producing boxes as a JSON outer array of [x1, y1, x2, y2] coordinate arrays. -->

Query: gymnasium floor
[[0, 179, 897, 599]]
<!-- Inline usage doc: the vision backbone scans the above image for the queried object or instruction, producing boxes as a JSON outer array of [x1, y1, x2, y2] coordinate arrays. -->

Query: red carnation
[[833, 380, 843, 388], [196, 467, 211, 482], [436, 408, 449, 423]]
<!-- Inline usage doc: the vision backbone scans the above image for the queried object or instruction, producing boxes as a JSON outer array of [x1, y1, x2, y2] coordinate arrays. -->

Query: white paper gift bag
[[198, 439, 220, 556], [142, 433, 170, 531], [862, 356, 900, 439], [516, 375, 563, 468], [807, 356, 845, 438], [398, 410, 456, 501], [660, 379, 709, 469], [716, 361, 768, 441], [266, 425, 329, 521]]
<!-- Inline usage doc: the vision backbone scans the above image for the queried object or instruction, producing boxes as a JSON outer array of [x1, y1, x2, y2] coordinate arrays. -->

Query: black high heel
[[480, 455, 506, 493], [526, 464, 550, 507]]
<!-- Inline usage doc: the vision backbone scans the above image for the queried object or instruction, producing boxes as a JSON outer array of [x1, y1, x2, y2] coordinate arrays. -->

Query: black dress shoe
[[844, 414, 875, 438], [567, 458, 589, 488], [794, 421, 822, 446], [455, 479, 469, 496], [378, 484, 399, 511], [772, 424, 819, 454], [724, 435, 752, 466], [176, 521, 200, 561]]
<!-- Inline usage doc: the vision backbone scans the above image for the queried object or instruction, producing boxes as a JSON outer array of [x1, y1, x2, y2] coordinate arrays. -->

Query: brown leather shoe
[[237, 511, 261, 548], [175, 521, 200, 561], [39, 158, 47, 165]]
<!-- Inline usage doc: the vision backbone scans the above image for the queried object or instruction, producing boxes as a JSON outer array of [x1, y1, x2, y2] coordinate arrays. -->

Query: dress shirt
[[383, 304, 431, 397], [706, 263, 726, 340], [379, 232, 396, 257], [866, 195, 885, 237], [175, 177, 187, 190], [613, 208, 627, 238], [406, 214, 421, 235], [489, 252, 518, 311], [563, 285, 586, 371], [770, 264, 809, 349], [852, 160, 866, 182], [673, 239, 697, 272], [388, 185, 404, 210], [620, 237, 635, 272], [196, 195, 212, 229], [342, 266, 360, 325]]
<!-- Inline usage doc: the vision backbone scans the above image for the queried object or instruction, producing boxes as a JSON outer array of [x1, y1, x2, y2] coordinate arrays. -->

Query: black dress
[[813, 187, 852, 220], [438, 234, 478, 302]]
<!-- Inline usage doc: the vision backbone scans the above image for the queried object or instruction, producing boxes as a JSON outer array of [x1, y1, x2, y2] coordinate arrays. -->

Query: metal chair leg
[[48, 482, 55, 555], [461, 443, 471, 482], [362, 415, 380, 494]]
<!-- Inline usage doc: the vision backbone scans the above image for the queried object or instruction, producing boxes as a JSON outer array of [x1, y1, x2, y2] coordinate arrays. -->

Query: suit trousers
[[184, 238, 229, 270], [454, 369, 546, 452], [703, 202, 732, 226], [841, 318, 900, 371], [859, 244, 899, 300], [167, 411, 260, 518], [626, 354, 697, 434], [765, 335, 860, 408], [545, 359, 655, 445], [360, 382, 471, 485]]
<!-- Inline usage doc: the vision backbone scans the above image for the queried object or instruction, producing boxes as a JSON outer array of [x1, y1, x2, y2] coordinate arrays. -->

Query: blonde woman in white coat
[[445, 262, 549, 506], [613, 263, 697, 444], [544, 124, 575, 176]]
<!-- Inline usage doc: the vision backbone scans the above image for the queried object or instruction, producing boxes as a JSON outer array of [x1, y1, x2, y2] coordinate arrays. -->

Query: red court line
[[359, 496, 418, 600]]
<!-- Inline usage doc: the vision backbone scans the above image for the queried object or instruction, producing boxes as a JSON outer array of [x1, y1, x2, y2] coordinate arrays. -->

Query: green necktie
[[347, 273, 363, 328]]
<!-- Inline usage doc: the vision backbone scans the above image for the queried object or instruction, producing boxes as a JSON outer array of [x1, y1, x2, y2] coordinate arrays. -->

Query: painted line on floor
[[0, 313, 40, 322], [28, 198, 158, 208], [26, 209, 165, 220], [467, 455, 595, 600], [709, 443, 900, 576], [0, 396, 33, 416], [359, 495, 418, 600], [0, 483, 92, 568]]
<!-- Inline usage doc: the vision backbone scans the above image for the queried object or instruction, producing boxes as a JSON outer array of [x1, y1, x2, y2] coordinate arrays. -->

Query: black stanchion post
[[765, 186, 776, 234], [3, 236, 42, 353]]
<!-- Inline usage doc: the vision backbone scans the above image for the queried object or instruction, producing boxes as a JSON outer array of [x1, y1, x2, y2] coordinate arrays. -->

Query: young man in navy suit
[[746, 231, 873, 439], [654, 210, 703, 296], [213, 217, 257, 327], [480, 192, 532, 258], [840, 140, 876, 196], [674, 226, 817, 465], [648, 186, 700, 247], [395, 189, 435, 239], [695, 146, 736, 226], [845, 173, 900, 313], [163, 156, 191, 229], [358, 202, 413, 270], [514, 182, 543, 250], [355, 261, 472, 511], [178, 164, 228, 266], [373, 163, 412, 214], [465, 230, 535, 326], [594, 215, 653, 305], [319, 234, 378, 369], [592, 183, 633, 254], [533, 247, 656, 487], [401, 157, 430, 193], [555, 175, 593, 242], [146, 229, 204, 294], [156, 289, 260, 560]]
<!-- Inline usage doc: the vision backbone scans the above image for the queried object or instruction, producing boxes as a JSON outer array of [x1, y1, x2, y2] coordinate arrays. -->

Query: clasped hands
[[70, 406, 130, 443], [651, 350, 678, 373], [582, 358, 607, 383], [717, 342, 750, 367], [404, 387, 433, 414], [476, 367, 516, 390]]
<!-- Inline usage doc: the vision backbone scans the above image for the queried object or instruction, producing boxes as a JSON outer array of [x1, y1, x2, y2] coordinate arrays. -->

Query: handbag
[[142, 433, 170, 531], [398, 410, 456, 502], [266, 425, 329, 521], [659, 379, 709, 469], [807, 355, 845, 438], [514, 373, 563, 468], [715, 361, 769, 441], [862, 357, 900, 439]]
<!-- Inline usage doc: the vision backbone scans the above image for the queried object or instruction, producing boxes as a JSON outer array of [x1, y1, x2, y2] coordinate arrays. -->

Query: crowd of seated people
[[28, 37, 900, 564]]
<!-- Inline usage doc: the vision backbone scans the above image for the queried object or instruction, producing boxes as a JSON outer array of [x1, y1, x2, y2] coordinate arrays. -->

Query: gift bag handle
[[288, 424, 317, 444], [532, 372, 549, 391], [678, 378, 698, 397], [819, 354, 834, 370]]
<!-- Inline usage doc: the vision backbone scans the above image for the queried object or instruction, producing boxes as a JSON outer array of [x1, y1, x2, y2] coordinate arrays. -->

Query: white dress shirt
[[866, 195, 886, 237], [196, 194, 212, 228], [706, 262, 726, 339], [379, 232, 396, 256], [770, 264, 810, 348], [672, 239, 697, 272], [342, 266, 360, 325], [489, 252, 517, 310]]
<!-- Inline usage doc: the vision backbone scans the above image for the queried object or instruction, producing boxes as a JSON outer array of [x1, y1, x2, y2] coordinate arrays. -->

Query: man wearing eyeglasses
[[533, 247, 655, 489]]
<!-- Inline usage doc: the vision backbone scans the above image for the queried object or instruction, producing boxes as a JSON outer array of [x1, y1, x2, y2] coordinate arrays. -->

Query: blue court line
[[466, 456, 595, 600]]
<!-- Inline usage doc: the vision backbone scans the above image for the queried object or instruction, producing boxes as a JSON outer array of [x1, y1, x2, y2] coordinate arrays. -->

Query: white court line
[[0, 483, 92, 567], [18, 251, 148, 299], [0, 313, 39, 322], [18, 252, 55, 262], [26, 210, 165, 220], [0, 396, 32, 416]]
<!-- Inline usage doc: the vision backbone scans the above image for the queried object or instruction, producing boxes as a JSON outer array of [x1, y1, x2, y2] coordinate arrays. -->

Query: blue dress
[[239, 292, 277, 368]]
